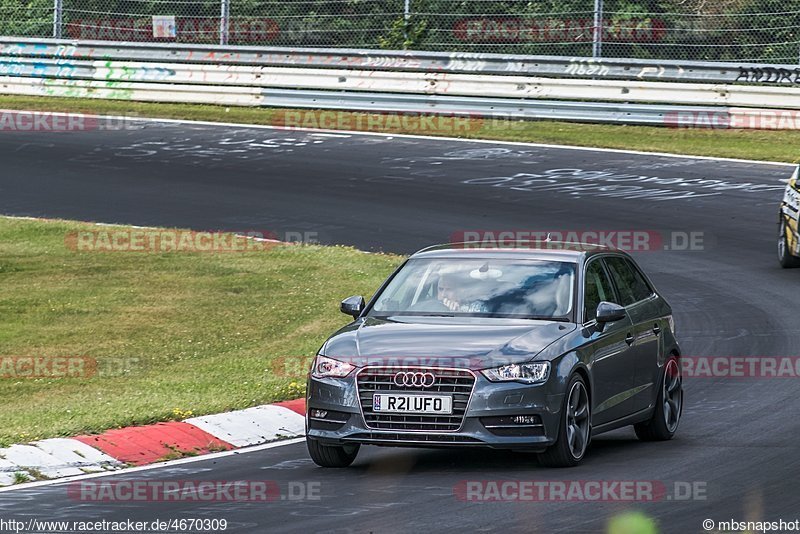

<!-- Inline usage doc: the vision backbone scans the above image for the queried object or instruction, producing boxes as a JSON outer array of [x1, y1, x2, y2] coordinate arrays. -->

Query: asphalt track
[[0, 120, 799, 533]]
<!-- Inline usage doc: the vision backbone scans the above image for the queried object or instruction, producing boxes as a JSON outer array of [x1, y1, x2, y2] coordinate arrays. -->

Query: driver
[[437, 272, 487, 313]]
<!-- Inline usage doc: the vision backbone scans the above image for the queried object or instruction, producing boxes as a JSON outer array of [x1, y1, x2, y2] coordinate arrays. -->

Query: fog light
[[310, 409, 328, 419], [512, 415, 538, 425]]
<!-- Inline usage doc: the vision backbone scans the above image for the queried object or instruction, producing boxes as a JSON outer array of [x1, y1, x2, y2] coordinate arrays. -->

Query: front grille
[[357, 367, 475, 432]]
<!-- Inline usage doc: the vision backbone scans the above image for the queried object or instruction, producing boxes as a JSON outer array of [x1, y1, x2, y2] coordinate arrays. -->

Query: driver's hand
[[441, 297, 459, 311]]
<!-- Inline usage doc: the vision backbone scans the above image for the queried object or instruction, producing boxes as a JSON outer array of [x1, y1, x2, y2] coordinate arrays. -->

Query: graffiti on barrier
[[735, 66, 800, 84], [444, 53, 487, 72], [101, 62, 174, 82], [565, 59, 610, 76]]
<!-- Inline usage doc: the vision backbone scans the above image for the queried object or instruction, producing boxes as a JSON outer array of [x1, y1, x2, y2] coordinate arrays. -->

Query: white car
[[779, 165, 800, 268]]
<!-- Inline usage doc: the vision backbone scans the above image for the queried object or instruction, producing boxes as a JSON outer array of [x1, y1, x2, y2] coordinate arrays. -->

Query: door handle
[[653, 324, 661, 335], [625, 333, 635, 345]]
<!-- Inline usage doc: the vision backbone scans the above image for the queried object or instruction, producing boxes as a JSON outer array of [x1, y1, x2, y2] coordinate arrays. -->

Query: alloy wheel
[[565, 381, 590, 459], [663, 359, 683, 433]]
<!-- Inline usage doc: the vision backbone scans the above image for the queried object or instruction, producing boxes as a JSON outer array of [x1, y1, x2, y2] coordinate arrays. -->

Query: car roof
[[410, 242, 630, 262]]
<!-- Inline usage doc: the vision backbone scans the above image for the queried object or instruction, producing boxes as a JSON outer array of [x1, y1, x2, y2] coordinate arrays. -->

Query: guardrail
[[1, 37, 799, 129], [3, 37, 800, 84]]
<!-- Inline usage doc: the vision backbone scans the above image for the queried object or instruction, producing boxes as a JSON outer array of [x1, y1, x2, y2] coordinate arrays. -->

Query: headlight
[[311, 355, 355, 379], [482, 362, 550, 384]]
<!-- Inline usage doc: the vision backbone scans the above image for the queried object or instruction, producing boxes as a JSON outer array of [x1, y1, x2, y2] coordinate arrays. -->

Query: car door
[[603, 256, 661, 415], [582, 257, 637, 426]]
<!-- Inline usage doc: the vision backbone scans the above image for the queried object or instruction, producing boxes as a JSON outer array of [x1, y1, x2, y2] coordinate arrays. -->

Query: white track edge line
[[0, 437, 306, 493]]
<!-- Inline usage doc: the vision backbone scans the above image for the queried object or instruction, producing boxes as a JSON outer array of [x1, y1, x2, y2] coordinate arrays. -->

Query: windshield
[[369, 258, 575, 320]]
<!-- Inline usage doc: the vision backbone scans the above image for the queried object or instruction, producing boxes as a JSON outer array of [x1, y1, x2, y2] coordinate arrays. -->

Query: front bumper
[[306, 367, 565, 451]]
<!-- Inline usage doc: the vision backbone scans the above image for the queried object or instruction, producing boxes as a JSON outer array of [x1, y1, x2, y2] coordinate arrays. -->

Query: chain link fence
[[2, 0, 800, 63]]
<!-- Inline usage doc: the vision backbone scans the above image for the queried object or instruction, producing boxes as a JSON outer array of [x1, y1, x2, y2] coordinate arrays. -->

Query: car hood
[[320, 316, 576, 370]]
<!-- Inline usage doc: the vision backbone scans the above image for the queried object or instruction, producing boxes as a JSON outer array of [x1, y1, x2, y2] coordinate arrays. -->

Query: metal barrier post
[[592, 0, 604, 59], [52, 0, 63, 39], [403, 0, 411, 41], [220, 0, 230, 46]]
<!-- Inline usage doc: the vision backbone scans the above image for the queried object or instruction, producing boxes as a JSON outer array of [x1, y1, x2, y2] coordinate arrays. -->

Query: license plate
[[372, 394, 452, 414]]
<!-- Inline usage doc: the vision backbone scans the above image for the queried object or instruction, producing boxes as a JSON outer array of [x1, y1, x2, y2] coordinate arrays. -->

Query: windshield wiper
[[521, 316, 570, 322], [370, 313, 455, 318]]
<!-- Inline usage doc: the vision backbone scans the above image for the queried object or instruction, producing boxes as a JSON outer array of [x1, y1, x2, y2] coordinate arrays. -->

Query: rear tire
[[307, 437, 359, 468], [635, 357, 682, 441], [779, 219, 800, 268], [539, 374, 591, 468]]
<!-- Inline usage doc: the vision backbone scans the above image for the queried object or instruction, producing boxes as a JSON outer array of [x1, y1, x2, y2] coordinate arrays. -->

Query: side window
[[624, 259, 654, 302], [605, 257, 652, 306], [583, 260, 617, 322]]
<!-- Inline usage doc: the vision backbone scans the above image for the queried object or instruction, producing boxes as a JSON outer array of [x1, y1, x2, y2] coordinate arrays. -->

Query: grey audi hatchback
[[306, 243, 682, 467]]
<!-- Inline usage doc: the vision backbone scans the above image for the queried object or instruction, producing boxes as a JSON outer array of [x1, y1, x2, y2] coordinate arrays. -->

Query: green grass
[[0, 217, 402, 446], [12, 472, 31, 484], [0, 95, 798, 163]]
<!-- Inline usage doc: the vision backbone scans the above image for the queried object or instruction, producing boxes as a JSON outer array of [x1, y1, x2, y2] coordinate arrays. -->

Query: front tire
[[307, 437, 360, 468], [539, 374, 591, 468], [779, 219, 800, 268], [635, 357, 682, 441]]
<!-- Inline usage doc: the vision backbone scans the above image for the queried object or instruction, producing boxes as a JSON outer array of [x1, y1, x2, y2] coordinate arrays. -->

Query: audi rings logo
[[393, 371, 436, 388]]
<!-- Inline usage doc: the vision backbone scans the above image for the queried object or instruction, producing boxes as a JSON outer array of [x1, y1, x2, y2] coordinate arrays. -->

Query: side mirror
[[596, 301, 626, 326], [340, 296, 365, 319]]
